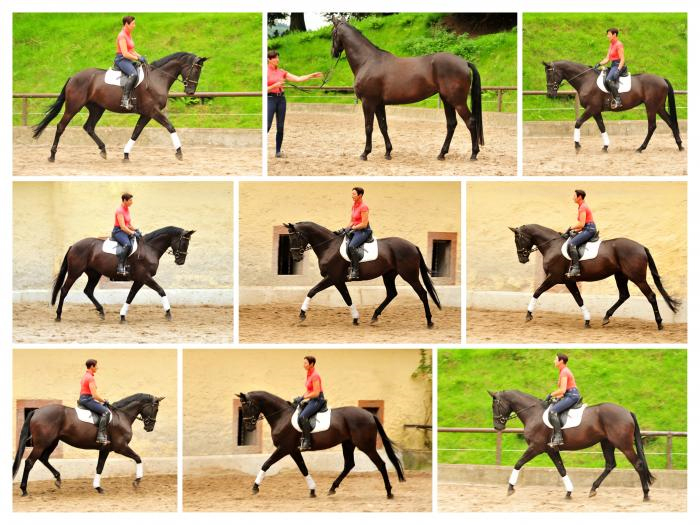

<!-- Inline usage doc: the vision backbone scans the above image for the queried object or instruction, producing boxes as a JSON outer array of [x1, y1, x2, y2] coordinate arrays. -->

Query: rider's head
[[606, 28, 619, 40], [351, 186, 364, 202], [121, 192, 134, 207], [122, 16, 136, 30], [554, 353, 569, 368], [268, 49, 280, 67], [574, 189, 586, 204], [303, 355, 316, 370], [85, 358, 98, 372]]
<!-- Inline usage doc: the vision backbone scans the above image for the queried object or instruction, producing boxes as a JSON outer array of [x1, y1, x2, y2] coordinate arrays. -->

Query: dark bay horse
[[331, 16, 484, 161], [543, 60, 683, 153], [13, 393, 164, 495], [510, 224, 680, 329], [32, 52, 208, 162], [489, 390, 655, 500], [51, 226, 195, 323], [284, 222, 441, 327], [238, 391, 405, 498]]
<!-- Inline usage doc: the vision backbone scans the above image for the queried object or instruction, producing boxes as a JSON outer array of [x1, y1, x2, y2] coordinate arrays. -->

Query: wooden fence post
[[497, 89, 503, 112], [666, 434, 673, 470], [22, 97, 28, 126]]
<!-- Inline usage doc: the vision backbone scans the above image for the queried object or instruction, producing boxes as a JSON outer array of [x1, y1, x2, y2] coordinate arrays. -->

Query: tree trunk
[[289, 13, 307, 32]]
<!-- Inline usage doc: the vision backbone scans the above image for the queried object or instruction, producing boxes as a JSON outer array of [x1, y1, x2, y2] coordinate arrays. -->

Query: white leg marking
[[580, 305, 591, 321], [136, 463, 143, 479], [93, 473, 101, 488], [562, 474, 574, 492], [509, 468, 520, 486], [601, 131, 610, 146], [120, 303, 129, 316], [255, 470, 266, 485], [528, 297, 537, 313], [161, 296, 171, 312], [305, 474, 316, 490], [574, 128, 581, 143], [170, 132, 182, 149], [350, 304, 359, 319], [124, 139, 136, 154], [301, 296, 311, 312]]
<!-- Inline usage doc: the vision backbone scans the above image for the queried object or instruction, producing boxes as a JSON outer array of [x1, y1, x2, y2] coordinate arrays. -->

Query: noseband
[[167, 233, 191, 259], [135, 397, 160, 426], [493, 397, 538, 425], [288, 231, 312, 259]]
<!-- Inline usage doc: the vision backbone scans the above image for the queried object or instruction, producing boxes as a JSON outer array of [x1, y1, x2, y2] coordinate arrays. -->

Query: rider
[[547, 353, 581, 448], [79, 359, 111, 445], [598, 27, 625, 109], [296, 356, 325, 451], [334, 187, 372, 281], [113, 193, 139, 277], [115, 15, 147, 110], [267, 50, 323, 158], [565, 189, 597, 278]]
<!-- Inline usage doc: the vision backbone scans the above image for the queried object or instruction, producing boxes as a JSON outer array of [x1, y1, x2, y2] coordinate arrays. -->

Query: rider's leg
[[606, 62, 622, 108], [113, 229, 131, 275], [116, 57, 138, 110], [347, 229, 371, 280], [298, 398, 321, 451]]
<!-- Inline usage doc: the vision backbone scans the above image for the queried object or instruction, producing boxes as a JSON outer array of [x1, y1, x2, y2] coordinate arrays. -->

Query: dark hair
[[556, 353, 569, 364], [352, 186, 365, 196], [304, 355, 316, 366], [606, 27, 619, 36], [268, 49, 279, 60], [121, 193, 133, 202], [574, 189, 586, 200], [123, 16, 135, 26], [86, 358, 98, 369]]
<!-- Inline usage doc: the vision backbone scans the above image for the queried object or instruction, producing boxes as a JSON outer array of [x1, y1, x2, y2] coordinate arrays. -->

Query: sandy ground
[[467, 308, 686, 344], [13, 304, 233, 344], [239, 303, 460, 344], [184, 471, 431, 512], [523, 137, 687, 177], [438, 482, 686, 512], [13, 474, 176, 512], [268, 109, 516, 176], [13, 145, 261, 177]]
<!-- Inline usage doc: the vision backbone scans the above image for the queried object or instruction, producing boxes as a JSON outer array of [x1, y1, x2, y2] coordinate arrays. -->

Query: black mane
[[144, 226, 184, 242], [342, 23, 389, 54], [151, 52, 196, 69], [112, 393, 153, 409]]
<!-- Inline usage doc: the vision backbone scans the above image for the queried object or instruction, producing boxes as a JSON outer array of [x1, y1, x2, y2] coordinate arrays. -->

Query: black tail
[[664, 78, 679, 136], [13, 410, 34, 479], [644, 247, 680, 313], [374, 416, 405, 482], [418, 248, 441, 310], [51, 248, 70, 305], [631, 412, 656, 487], [467, 62, 485, 146], [32, 78, 69, 139]]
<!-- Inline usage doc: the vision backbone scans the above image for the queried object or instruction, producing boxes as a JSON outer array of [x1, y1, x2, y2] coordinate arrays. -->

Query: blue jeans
[[348, 228, 372, 249], [115, 54, 137, 76], [299, 392, 325, 422], [569, 222, 596, 247], [606, 61, 620, 83], [550, 388, 581, 414], [112, 227, 131, 249], [267, 94, 287, 154], [78, 394, 108, 416]]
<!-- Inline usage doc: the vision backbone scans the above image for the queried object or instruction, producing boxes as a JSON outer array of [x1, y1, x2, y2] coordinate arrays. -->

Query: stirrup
[[566, 266, 580, 278], [120, 96, 133, 110]]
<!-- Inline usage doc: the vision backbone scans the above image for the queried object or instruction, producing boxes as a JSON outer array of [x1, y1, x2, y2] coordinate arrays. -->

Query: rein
[[165, 232, 191, 258], [290, 230, 340, 256], [286, 55, 343, 94], [548, 63, 597, 90], [150, 59, 202, 89], [517, 232, 561, 258], [242, 400, 290, 426]]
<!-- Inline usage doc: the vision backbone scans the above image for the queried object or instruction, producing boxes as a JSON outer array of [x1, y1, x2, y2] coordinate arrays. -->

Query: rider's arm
[[618, 47, 625, 69], [118, 37, 140, 61], [599, 52, 610, 66], [117, 213, 135, 235], [551, 376, 567, 398], [89, 380, 106, 403], [304, 379, 321, 399], [352, 210, 369, 230], [285, 71, 323, 82], [571, 210, 586, 231], [267, 80, 285, 92]]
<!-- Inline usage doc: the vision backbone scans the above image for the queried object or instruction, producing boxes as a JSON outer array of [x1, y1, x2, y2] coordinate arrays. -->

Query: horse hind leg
[[375, 104, 393, 160], [358, 443, 393, 499], [39, 440, 62, 488], [636, 106, 657, 153], [83, 103, 107, 158], [455, 103, 479, 160], [437, 98, 457, 160], [657, 107, 684, 150], [371, 271, 398, 323], [19, 448, 42, 496], [55, 270, 82, 322], [602, 273, 630, 326], [589, 439, 616, 497], [619, 445, 651, 501], [402, 269, 432, 328], [84, 269, 105, 319], [329, 440, 356, 495], [633, 279, 663, 330]]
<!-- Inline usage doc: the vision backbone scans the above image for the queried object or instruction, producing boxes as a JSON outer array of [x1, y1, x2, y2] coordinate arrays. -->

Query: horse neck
[[299, 224, 335, 258], [145, 231, 176, 258], [340, 26, 383, 74], [558, 61, 594, 91], [254, 392, 290, 426], [504, 390, 542, 426], [525, 225, 560, 252], [151, 59, 185, 91], [114, 398, 145, 424]]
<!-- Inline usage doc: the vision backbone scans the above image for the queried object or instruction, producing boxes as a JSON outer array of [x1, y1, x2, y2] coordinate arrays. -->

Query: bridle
[[241, 399, 290, 428], [167, 232, 191, 259], [514, 230, 561, 259], [493, 397, 538, 425], [288, 230, 339, 259], [135, 397, 160, 427], [546, 63, 597, 92], [151, 56, 202, 91]]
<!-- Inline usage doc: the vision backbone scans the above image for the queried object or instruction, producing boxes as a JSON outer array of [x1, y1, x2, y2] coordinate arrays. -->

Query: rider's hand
[[139, 56, 147, 64], [333, 228, 346, 236]]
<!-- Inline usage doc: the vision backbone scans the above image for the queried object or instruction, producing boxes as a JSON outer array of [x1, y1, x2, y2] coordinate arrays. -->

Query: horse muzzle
[[493, 421, 506, 431]]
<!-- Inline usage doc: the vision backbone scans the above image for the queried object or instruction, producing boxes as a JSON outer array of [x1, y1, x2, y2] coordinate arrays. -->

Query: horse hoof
[[566, 491, 572, 499], [359, 154, 368, 161], [98, 311, 105, 320], [427, 321, 434, 329], [55, 477, 62, 488], [584, 320, 590, 328], [165, 310, 172, 321], [507, 484, 515, 496], [371, 316, 379, 324], [309, 489, 316, 498], [657, 323, 664, 331], [175, 148, 183, 160], [352, 318, 359, 326], [120, 315, 126, 324], [95, 487, 104, 494], [299, 311, 306, 321], [133, 478, 141, 488], [100, 149, 107, 159], [601, 146, 608, 153], [574, 142, 581, 152], [384, 154, 392, 160], [678, 145, 685, 151], [602, 317, 610, 326], [525, 312, 533, 322], [643, 494, 650, 502], [470, 155, 478, 161], [387, 493, 394, 499], [437, 154, 445, 161], [328, 488, 336, 496], [55, 317, 61, 322], [589, 489, 596, 498], [123, 153, 130, 162], [48, 156, 56, 163], [252, 484, 259, 495], [636, 148, 644, 153]]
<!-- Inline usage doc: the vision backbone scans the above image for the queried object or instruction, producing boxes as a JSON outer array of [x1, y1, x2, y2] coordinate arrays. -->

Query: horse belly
[[380, 60, 437, 105]]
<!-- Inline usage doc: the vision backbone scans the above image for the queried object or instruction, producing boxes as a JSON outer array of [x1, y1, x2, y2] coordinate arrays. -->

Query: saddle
[[543, 399, 586, 430], [105, 64, 145, 88], [102, 238, 138, 256], [75, 404, 112, 426], [561, 232, 601, 261], [339, 236, 379, 263], [291, 402, 331, 433], [597, 68, 632, 94]]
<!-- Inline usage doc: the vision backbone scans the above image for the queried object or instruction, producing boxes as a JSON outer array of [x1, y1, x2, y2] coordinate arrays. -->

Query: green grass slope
[[13, 12, 261, 128], [269, 13, 517, 113], [523, 13, 687, 121], [438, 349, 687, 470]]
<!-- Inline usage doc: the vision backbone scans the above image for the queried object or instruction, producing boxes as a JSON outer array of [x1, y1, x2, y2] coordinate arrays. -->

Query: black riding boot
[[348, 247, 361, 281], [566, 243, 581, 278], [116, 245, 130, 276], [609, 82, 622, 109], [121, 74, 138, 110], [299, 417, 312, 451], [96, 413, 110, 445], [548, 411, 564, 448]]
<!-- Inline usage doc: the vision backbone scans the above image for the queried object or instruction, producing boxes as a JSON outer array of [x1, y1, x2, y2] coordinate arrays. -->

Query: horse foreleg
[[526, 275, 557, 322], [437, 98, 457, 160], [564, 281, 590, 328], [83, 104, 107, 158], [603, 273, 630, 326], [120, 281, 144, 324], [39, 440, 62, 488], [546, 448, 574, 498], [84, 269, 105, 319], [633, 279, 663, 330], [335, 282, 359, 325], [636, 107, 657, 152], [507, 445, 542, 496], [143, 276, 172, 321], [372, 271, 398, 323], [151, 109, 183, 160], [360, 100, 376, 160], [289, 448, 317, 498], [358, 444, 393, 499], [573, 109, 593, 153], [589, 439, 616, 497], [93, 448, 110, 494], [593, 114, 609, 152], [300, 277, 333, 321], [657, 106, 684, 150], [375, 103, 392, 159], [253, 447, 289, 494], [329, 440, 356, 495], [114, 445, 143, 488], [123, 114, 152, 161]]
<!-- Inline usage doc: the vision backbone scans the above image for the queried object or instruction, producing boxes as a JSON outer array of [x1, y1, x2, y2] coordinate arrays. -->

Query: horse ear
[[237, 392, 247, 401], [197, 56, 209, 64], [286, 223, 295, 231], [187, 230, 196, 237], [156, 396, 165, 402], [487, 390, 497, 398], [542, 61, 549, 67], [332, 15, 339, 26], [340, 15, 347, 23], [508, 226, 518, 233]]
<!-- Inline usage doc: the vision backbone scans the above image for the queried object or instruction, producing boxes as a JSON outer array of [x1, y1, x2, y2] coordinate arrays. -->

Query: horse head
[[331, 16, 348, 58], [509, 226, 534, 264], [488, 390, 512, 431], [140, 395, 165, 432], [180, 55, 208, 95], [283, 222, 308, 262], [542, 61, 563, 98], [237, 392, 262, 432], [172, 229, 195, 265]]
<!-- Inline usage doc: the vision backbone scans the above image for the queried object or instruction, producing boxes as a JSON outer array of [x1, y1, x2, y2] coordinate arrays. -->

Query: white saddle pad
[[562, 238, 601, 261], [339, 237, 379, 263], [75, 406, 112, 424], [596, 71, 632, 94], [104, 67, 145, 88], [543, 404, 587, 430], [102, 238, 137, 256], [291, 406, 332, 434]]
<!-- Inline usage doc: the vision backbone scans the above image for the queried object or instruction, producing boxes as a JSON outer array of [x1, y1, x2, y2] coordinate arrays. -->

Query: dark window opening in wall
[[232, 398, 262, 453], [277, 234, 302, 275], [431, 239, 452, 277], [236, 407, 257, 447]]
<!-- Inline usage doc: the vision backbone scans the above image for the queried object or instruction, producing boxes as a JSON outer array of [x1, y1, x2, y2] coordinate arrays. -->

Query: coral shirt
[[607, 38, 623, 61], [268, 65, 288, 94], [114, 205, 132, 228], [559, 366, 577, 391], [80, 370, 96, 396], [351, 200, 369, 226], [578, 202, 593, 224], [305, 369, 323, 394], [116, 29, 135, 54]]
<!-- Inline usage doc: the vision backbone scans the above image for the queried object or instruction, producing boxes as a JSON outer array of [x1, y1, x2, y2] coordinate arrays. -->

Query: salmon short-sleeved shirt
[[268, 65, 288, 94]]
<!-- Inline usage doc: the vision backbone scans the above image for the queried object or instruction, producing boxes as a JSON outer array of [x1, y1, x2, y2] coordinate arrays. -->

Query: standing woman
[[267, 50, 323, 158], [115, 15, 148, 110]]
